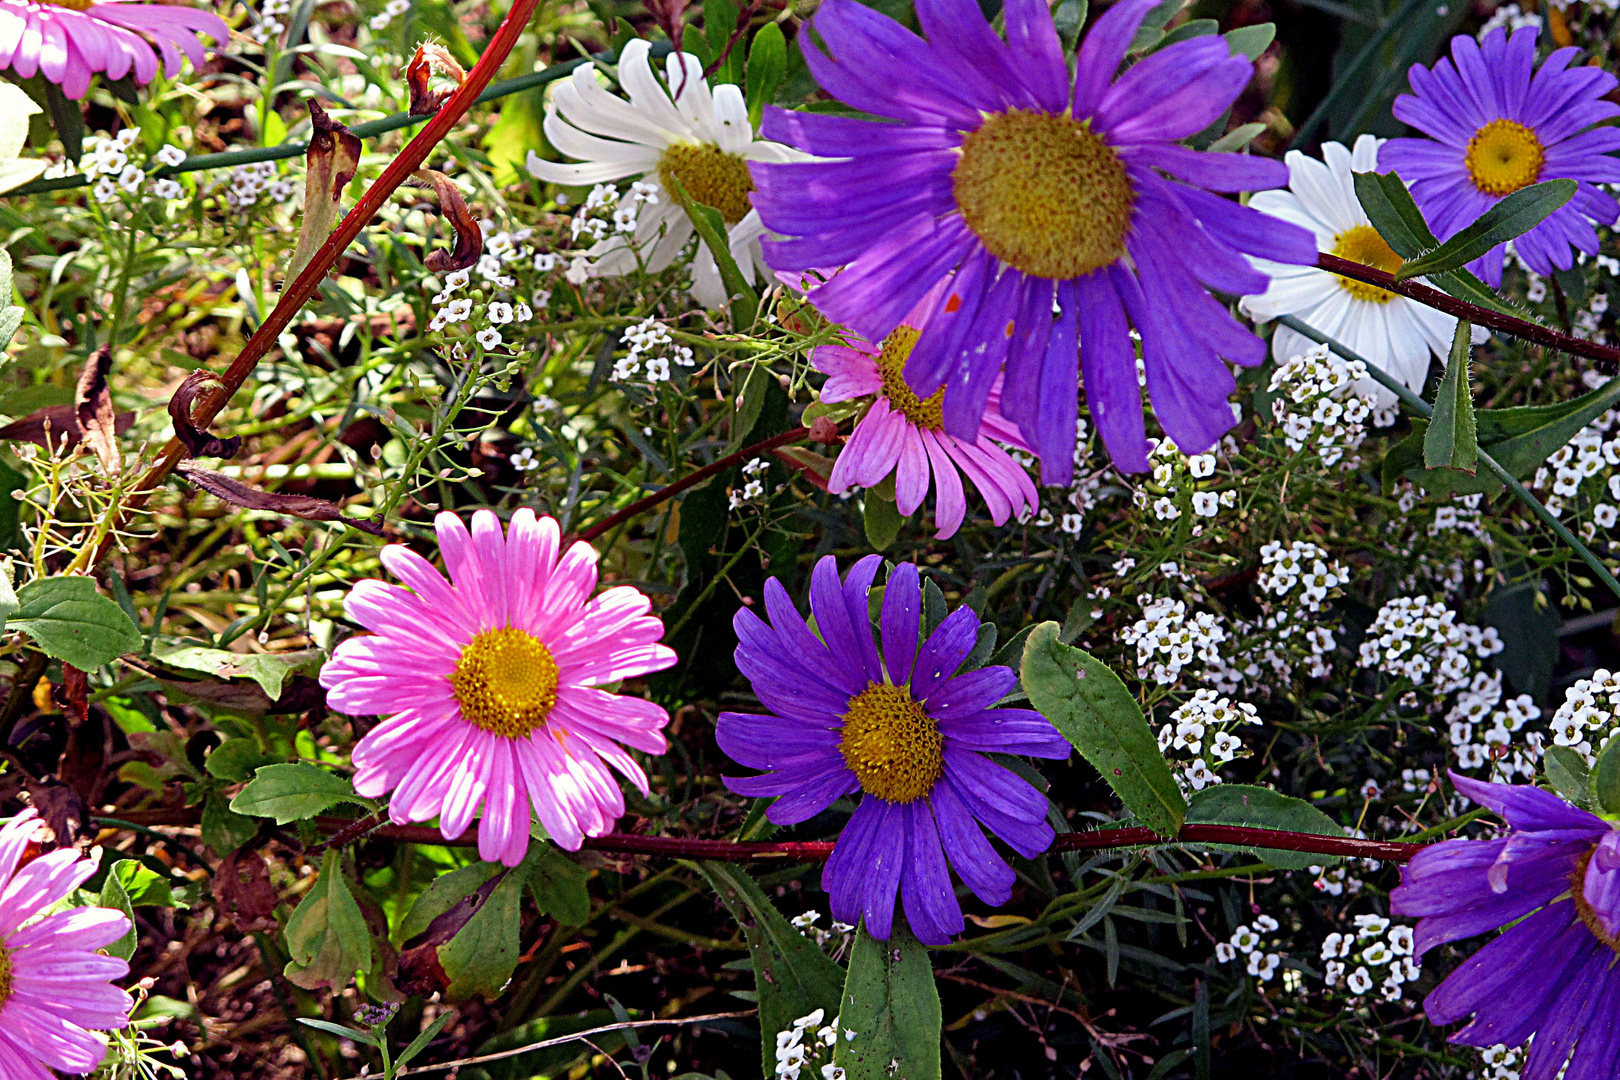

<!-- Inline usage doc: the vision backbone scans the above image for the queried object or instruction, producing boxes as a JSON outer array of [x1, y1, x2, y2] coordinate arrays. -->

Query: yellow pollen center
[[1573, 848, 1620, 954], [449, 627, 560, 739], [658, 142, 755, 225], [1464, 119, 1544, 197], [952, 109, 1134, 280], [40, 0, 95, 9], [1330, 225, 1404, 304], [0, 941, 12, 1008], [838, 682, 944, 804], [874, 326, 945, 430]]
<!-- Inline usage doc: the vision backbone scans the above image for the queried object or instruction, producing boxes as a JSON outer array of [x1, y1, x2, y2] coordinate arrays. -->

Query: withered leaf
[[286, 100, 363, 285], [0, 405, 134, 452], [167, 369, 242, 459], [409, 169, 483, 273], [406, 42, 466, 117], [177, 460, 383, 535], [216, 848, 280, 932], [52, 662, 88, 724], [25, 780, 88, 849], [74, 347, 121, 476]]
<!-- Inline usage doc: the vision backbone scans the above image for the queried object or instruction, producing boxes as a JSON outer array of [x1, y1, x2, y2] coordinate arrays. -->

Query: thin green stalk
[[1276, 313, 1620, 600]]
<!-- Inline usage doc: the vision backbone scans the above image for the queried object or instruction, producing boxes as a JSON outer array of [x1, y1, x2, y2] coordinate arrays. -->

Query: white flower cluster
[[1479, 3, 1541, 36], [1548, 669, 1620, 764], [424, 227, 538, 347], [1267, 343, 1377, 468], [369, 0, 410, 30], [775, 1009, 843, 1080], [1256, 540, 1348, 613], [252, 0, 291, 43], [1446, 669, 1543, 775], [1320, 915, 1420, 1004], [616, 317, 694, 383], [1355, 595, 1502, 695], [1426, 492, 1487, 538], [1214, 913, 1284, 983], [224, 160, 296, 210], [1528, 411, 1620, 531], [1156, 690, 1259, 792], [569, 180, 660, 249], [1121, 596, 1228, 686], [729, 457, 771, 512], [1480, 1042, 1527, 1080], [789, 909, 854, 949], [81, 131, 149, 204], [1135, 437, 1235, 529]]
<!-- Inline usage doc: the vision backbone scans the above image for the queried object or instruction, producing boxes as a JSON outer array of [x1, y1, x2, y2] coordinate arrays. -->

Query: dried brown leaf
[[406, 42, 466, 116], [286, 100, 364, 284], [167, 370, 242, 459], [52, 663, 89, 723], [74, 347, 121, 476], [0, 405, 134, 452], [176, 460, 383, 535], [409, 168, 483, 273], [217, 849, 280, 932]]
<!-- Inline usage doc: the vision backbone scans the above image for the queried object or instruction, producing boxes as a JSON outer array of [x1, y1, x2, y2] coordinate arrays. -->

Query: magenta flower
[[319, 509, 678, 866], [0, 0, 229, 100], [0, 810, 133, 1080], [817, 284, 1038, 538]]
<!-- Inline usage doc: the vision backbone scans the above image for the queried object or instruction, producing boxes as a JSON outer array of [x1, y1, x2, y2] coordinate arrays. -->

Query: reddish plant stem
[[1317, 253, 1620, 368], [100, 809, 1424, 863], [90, 0, 544, 566], [573, 426, 810, 543]]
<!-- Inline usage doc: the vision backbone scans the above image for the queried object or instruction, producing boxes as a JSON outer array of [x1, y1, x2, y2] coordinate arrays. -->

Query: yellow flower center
[[838, 682, 944, 804], [1464, 119, 1544, 197], [952, 109, 1135, 280], [1573, 847, 1620, 954], [658, 142, 755, 225], [1329, 224, 1404, 304], [873, 325, 945, 430], [449, 628, 560, 739], [0, 940, 12, 1008], [40, 0, 95, 9]]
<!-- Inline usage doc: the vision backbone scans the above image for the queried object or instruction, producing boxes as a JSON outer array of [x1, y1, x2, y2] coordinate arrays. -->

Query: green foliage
[[438, 850, 537, 1000], [745, 23, 788, 128], [99, 860, 139, 961], [1545, 747, 1592, 810], [1185, 785, 1343, 870], [8, 575, 141, 669], [1395, 180, 1576, 282], [228, 762, 368, 824], [154, 646, 323, 700], [833, 920, 941, 1080], [284, 849, 373, 992], [1591, 736, 1620, 816], [1424, 320, 1477, 474]]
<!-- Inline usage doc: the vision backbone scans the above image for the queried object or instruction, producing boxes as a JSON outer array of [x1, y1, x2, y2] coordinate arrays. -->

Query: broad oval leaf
[[1020, 622, 1186, 835], [1544, 746, 1592, 810], [1395, 179, 1576, 281], [1590, 735, 1620, 816], [229, 762, 365, 824], [284, 849, 372, 992], [9, 575, 142, 670]]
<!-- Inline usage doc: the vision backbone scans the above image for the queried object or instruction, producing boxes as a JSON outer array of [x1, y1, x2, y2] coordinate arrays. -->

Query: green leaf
[[395, 1012, 455, 1072], [730, 363, 773, 451], [99, 861, 137, 961], [1206, 122, 1266, 154], [1184, 784, 1343, 870], [1128, 0, 1185, 51], [1395, 180, 1576, 281], [0, 250, 24, 354], [528, 847, 590, 926], [229, 762, 365, 824], [0, 560, 18, 625], [1590, 736, 1620, 816], [204, 738, 279, 783], [699, 862, 846, 1079], [1052, 0, 1087, 51], [1020, 623, 1185, 835], [153, 645, 324, 701], [705, 0, 743, 85], [833, 919, 941, 1080], [401, 860, 503, 942], [112, 858, 177, 907], [298, 1018, 378, 1046], [1223, 22, 1274, 59], [1545, 746, 1592, 810], [201, 792, 259, 856], [745, 23, 787, 129], [664, 172, 759, 325], [284, 849, 372, 992], [9, 575, 142, 670], [1424, 319, 1477, 474], [863, 489, 903, 551], [440, 847, 543, 1000]]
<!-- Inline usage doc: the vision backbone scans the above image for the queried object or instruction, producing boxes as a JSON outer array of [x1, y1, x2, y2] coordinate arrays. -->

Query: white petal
[[543, 109, 660, 171], [664, 51, 720, 142], [619, 40, 699, 142], [525, 150, 644, 186], [557, 67, 677, 148], [712, 83, 752, 154]]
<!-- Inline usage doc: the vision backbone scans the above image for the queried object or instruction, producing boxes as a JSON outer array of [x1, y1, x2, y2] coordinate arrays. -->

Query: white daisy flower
[[524, 39, 801, 309], [1238, 134, 1465, 409]]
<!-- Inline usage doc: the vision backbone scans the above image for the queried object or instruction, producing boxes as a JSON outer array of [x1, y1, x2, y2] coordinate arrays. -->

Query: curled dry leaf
[[167, 370, 243, 459], [176, 460, 384, 535], [0, 405, 134, 452], [286, 100, 363, 285], [406, 41, 466, 117], [216, 848, 280, 932], [52, 662, 88, 723], [408, 168, 483, 273], [74, 346, 121, 476]]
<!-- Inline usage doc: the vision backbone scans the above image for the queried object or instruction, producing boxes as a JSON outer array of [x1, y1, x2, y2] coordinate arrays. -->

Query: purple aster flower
[[749, 0, 1316, 479], [1390, 771, 1620, 1078], [1379, 26, 1620, 289], [716, 555, 1070, 944]]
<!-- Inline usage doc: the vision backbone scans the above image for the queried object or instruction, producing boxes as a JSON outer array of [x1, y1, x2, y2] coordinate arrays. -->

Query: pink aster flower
[[816, 284, 1038, 539], [0, 0, 229, 100], [319, 509, 678, 866], [0, 809, 133, 1080]]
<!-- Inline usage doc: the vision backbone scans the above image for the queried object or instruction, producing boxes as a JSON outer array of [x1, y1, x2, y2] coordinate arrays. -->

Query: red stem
[[574, 426, 810, 543], [1317, 253, 1620, 367]]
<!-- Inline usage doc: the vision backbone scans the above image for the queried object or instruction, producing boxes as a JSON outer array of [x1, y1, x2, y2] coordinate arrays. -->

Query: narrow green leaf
[[9, 575, 142, 670], [705, 0, 742, 84], [699, 862, 846, 1079], [1424, 319, 1477, 474], [1207, 122, 1266, 153], [284, 849, 372, 992], [1395, 179, 1576, 281], [395, 1012, 455, 1071], [863, 490, 902, 551], [1223, 22, 1274, 59], [1353, 171, 1434, 258], [0, 560, 18, 625], [730, 363, 772, 451], [99, 861, 137, 961], [744, 23, 786, 129], [1545, 746, 1592, 810], [1020, 623, 1186, 835], [833, 919, 941, 1080], [229, 762, 364, 824], [1184, 784, 1342, 870], [664, 172, 759, 326], [1052, 0, 1088, 51], [1590, 736, 1620, 816], [298, 1018, 378, 1046]]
